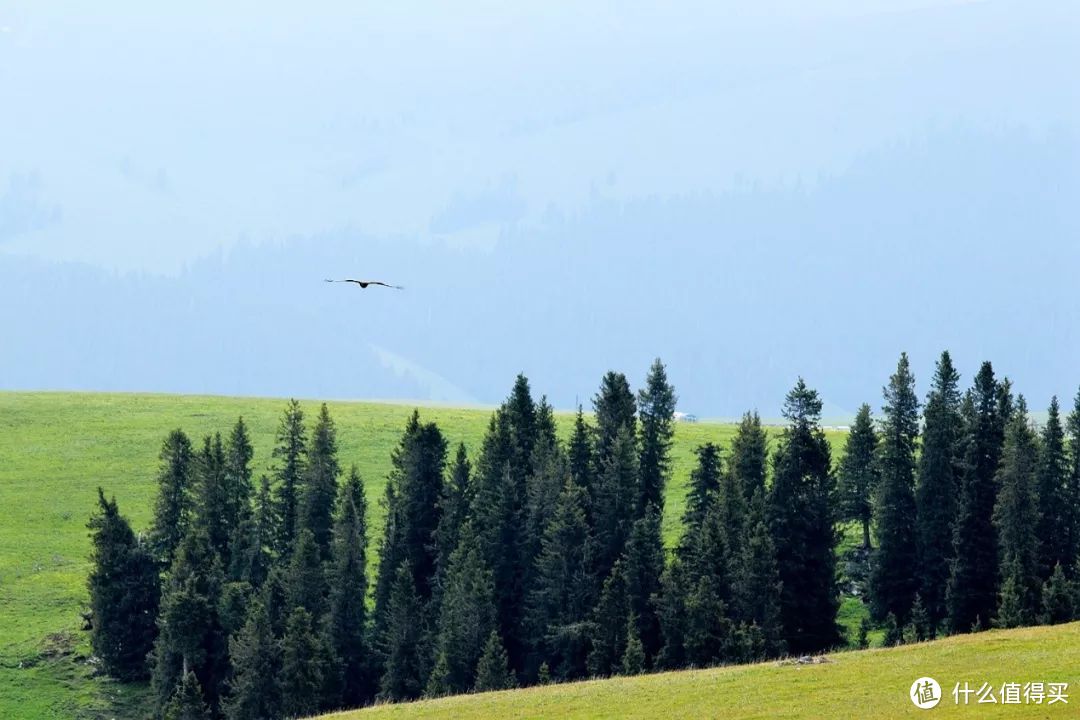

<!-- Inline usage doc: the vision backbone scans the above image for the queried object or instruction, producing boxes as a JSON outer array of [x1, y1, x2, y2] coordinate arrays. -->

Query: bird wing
[[368, 281, 404, 290]]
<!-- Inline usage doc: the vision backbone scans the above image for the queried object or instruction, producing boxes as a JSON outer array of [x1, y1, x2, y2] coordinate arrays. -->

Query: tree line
[[86, 355, 1080, 719]]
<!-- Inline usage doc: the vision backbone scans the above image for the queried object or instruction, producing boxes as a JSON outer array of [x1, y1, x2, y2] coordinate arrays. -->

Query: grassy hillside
[[320, 622, 1080, 720], [1, 391, 827, 718]]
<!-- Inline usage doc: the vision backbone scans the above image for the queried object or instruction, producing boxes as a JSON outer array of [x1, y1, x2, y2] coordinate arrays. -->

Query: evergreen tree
[[272, 400, 308, 558], [326, 466, 370, 708], [522, 435, 569, 606], [871, 353, 920, 623], [637, 358, 676, 513], [567, 408, 595, 500], [378, 564, 429, 702], [285, 528, 326, 618], [587, 560, 630, 677], [656, 557, 689, 669], [592, 426, 640, 584], [163, 671, 211, 720], [87, 488, 159, 681], [857, 617, 871, 649], [228, 475, 274, 588], [593, 371, 637, 467], [149, 429, 196, 566], [622, 505, 665, 665], [434, 443, 471, 597], [150, 529, 227, 716], [621, 615, 645, 675], [300, 403, 341, 563], [222, 417, 255, 568], [681, 443, 722, 540], [729, 410, 768, 501], [837, 404, 878, 550], [882, 612, 902, 647], [993, 402, 1041, 627], [767, 378, 841, 653], [224, 599, 281, 720], [916, 350, 962, 633], [948, 362, 1005, 633], [474, 631, 515, 692], [525, 479, 593, 681], [279, 607, 328, 719], [426, 524, 497, 696], [1039, 563, 1074, 625], [1036, 397, 1070, 580], [194, 433, 230, 562], [683, 570, 733, 667], [733, 489, 784, 656], [1064, 389, 1080, 576], [909, 594, 930, 641]]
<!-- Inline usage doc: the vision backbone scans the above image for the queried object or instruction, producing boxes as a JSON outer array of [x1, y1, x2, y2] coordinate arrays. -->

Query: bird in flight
[[325, 279, 404, 290]]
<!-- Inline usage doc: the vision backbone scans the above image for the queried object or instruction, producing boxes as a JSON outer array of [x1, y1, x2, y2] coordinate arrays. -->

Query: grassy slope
[[2, 391, 824, 718], [321, 623, 1080, 720]]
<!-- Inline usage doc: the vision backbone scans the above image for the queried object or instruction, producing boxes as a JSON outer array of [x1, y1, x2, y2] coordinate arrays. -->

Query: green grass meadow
[[0, 391, 802, 718]]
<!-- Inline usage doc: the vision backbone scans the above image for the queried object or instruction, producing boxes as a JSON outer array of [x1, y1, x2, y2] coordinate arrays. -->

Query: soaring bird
[[325, 279, 404, 290]]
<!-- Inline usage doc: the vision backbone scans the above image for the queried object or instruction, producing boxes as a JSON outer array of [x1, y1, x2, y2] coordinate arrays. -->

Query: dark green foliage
[[656, 558, 689, 669], [993, 403, 1041, 627], [272, 400, 307, 558], [285, 529, 326, 618], [729, 411, 768, 501], [537, 662, 551, 684], [326, 466, 370, 708], [681, 443, 722, 540], [426, 524, 497, 697], [910, 594, 930, 641], [593, 371, 637, 467], [194, 433, 230, 562], [837, 404, 878, 550], [434, 443, 471, 597], [279, 607, 328, 719], [871, 354, 919, 623], [87, 488, 159, 681], [150, 529, 227, 717], [587, 561, 630, 677], [228, 475, 274, 588], [222, 417, 255, 570], [1036, 398, 1069, 581], [882, 612, 902, 647], [164, 671, 211, 720], [150, 429, 196, 566], [379, 564, 430, 702], [525, 479, 593, 681], [623, 506, 665, 665], [767, 379, 841, 654], [224, 599, 281, 720], [300, 403, 341, 563], [567, 408, 595, 499], [915, 351, 962, 633], [474, 631, 516, 692], [621, 615, 645, 675], [218, 581, 252, 640], [683, 571, 733, 667], [1039, 563, 1074, 625], [1063, 389, 1080, 576], [592, 426, 639, 585], [733, 489, 784, 656], [637, 358, 676, 513], [948, 362, 1005, 634], [522, 436, 569, 606], [857, 618, 871, 649]]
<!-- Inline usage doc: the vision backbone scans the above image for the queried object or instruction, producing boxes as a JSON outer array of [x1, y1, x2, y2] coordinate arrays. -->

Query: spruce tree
[[948, 362, 1005, 633], [767, 378, 841, 653], [149, 429, 196, 566], [656, 557, 689, 669], [272, 399, 308, 558], [285, 528, 326, 618], [228, 475, 274, 588], [593, 371, 637, 468], [733, 489, 784, 656], [378, 564, 429, 702], [163, 671, 211, 720], [567, 408, 595, 500], [434, 443, 471, 597], [1064, 389, 1080, 576], [915, 350, 962, 633], [326, 466, 370, 708], [150, 528, 227, 716], [871, 353, 920, 623], [837, 404, 878, 550], [301, 403, 341, 563], [729, 410, 768, 501], [224, 599, 281, 720], [87, 488, 159, 681], [1039, 563, 1074, 625], [194, 433, 230, 562], [682, 501, 736, 666], [592, 426, 639, 584], [637, 358, 676, 513], [222, 417, 255, 567], [474, 631, 515, 692], [522, 435, 569, 605], [426, 524, 497, 696], [622, 505, 665, 665], [681, 443, 722, 540], [279, 607, 328, 719], [1036, 397, 1070, 580], [621, 615, 645, 675], [910, 594, 930, 641], [525, 478, 593, 681], [993, 402, 1041, 627], [587, 560, 630, 677]]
